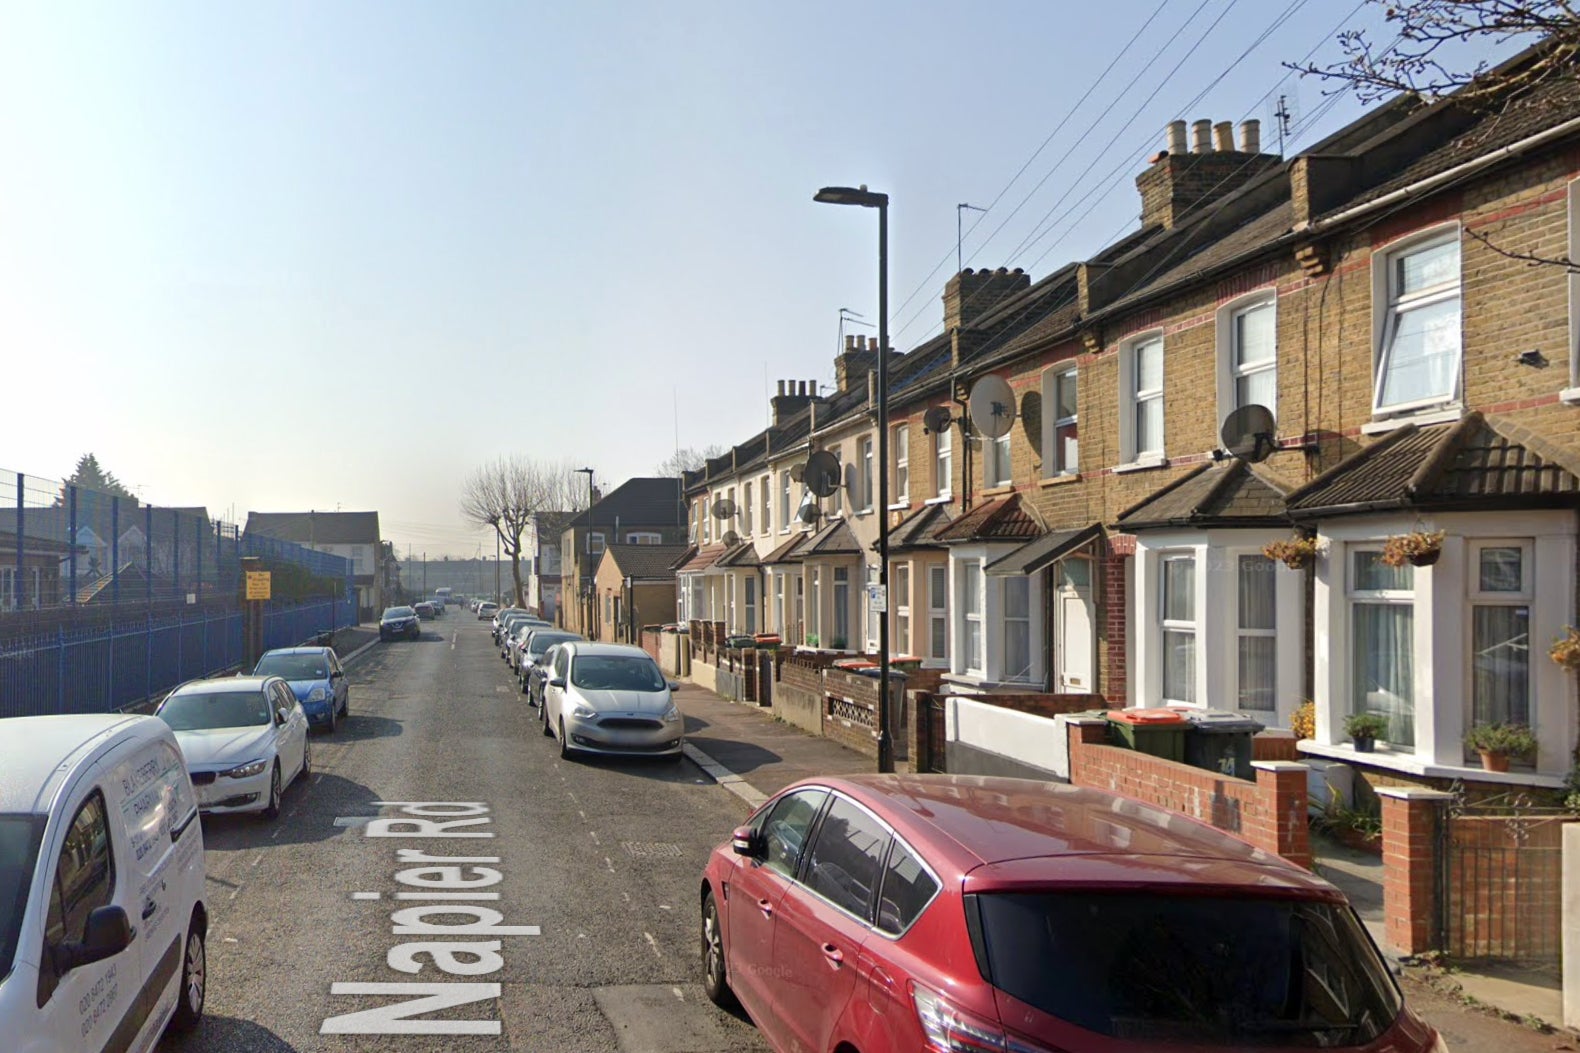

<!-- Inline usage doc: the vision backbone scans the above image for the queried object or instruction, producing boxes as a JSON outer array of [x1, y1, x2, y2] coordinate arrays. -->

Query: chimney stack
[[1166, 119, 1187, 155], [1213, 121, 1234, 152], [1191, 120, 1212, 154], [771, 378, 815, 426], [1239, 119, 1261, 153]]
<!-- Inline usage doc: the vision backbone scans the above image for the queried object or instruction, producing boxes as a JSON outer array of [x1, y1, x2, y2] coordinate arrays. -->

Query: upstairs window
[[1374, 230, 1462, 415], [1121, 333, 1164, 462], [933, 427, 952, 498], [779, 471, 791, 531], [742, 482, 753, 534], [985, 431, 1012, 489], [859, 436, 875, 512], [1042, 366, 1078, 477], [1219, 293, 1277, 421], [893, 425, 909, 503], [760, 475, 771, 535]]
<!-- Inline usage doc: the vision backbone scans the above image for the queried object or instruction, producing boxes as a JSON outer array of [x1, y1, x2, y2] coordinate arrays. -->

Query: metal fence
[[0, 594, 354, 718]]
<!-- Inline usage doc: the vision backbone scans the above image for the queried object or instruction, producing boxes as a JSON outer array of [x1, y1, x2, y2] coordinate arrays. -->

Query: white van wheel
[[169, 926, 206, 1031]]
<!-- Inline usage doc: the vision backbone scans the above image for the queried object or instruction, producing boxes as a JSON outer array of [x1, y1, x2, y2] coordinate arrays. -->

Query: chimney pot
[[777, 380, 786, 397], [808, 378, 817, 396], [1166, 119, 1188, 155], [1239, 119, 1261, 154], [1213, 121, 1233, 152], [1191, 120, 1211, 154], [844, 334, 856, 352]]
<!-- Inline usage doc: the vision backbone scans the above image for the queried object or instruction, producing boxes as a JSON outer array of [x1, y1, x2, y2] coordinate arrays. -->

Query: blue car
[[253, 646, 349, 732]]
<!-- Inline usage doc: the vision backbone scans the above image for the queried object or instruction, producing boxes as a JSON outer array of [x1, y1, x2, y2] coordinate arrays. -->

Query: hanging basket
[[1549, 627, 1580, 670], [1381, 530, 1445, 569], [1262, 536, 1318, 570]]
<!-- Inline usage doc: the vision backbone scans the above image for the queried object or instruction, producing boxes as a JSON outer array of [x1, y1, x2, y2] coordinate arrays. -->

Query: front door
[[1055, 560, 1094, 694]]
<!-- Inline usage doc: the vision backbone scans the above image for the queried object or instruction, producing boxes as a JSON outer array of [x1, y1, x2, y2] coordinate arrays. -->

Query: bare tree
[[655, 444, 728, 478], [460, 457, 589, 608]]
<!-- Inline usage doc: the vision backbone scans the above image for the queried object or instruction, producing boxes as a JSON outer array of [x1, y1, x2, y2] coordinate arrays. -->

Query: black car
[[380, 606, 422, 641], [414, 601, 436, 620]]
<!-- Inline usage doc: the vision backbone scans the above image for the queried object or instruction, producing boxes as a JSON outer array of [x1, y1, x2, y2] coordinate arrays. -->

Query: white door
[[1055, 562, 1094, 694]]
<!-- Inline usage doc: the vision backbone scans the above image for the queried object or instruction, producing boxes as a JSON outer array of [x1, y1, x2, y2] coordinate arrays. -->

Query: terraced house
[[680, 48, 1580, 793]]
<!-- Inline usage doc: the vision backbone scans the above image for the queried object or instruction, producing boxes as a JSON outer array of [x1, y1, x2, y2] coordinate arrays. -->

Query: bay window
[[1470, 542, 1531, 732], [928, 564, 948, 663], [893, 563, 910, 655], [1236, 554, 1277, 711], [1349, 550, 1415, 746], [1003, 577, 1031, 681], [961, 559, 983, 675], [1160, 555, 1196, 704]]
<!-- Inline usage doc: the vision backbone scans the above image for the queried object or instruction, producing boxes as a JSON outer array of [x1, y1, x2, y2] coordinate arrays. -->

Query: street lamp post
[[575, 467, 595, 632], [814, 184, 893, 774]]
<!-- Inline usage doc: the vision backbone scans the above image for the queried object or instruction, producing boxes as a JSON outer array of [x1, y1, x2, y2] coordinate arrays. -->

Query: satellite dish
[[922, 406, 953, 435], [789, 462, 806, 483], [1220, 404, 1277, 463], [798, 504, 821, 525], [967, 375, 1016, 439], [721, 530, 741, 546], [803, 450, 840, 498], [711, 498, 737, 519]]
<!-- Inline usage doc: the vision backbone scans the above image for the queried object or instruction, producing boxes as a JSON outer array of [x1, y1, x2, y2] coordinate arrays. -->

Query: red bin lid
[[1106, 707, 1189, 726]]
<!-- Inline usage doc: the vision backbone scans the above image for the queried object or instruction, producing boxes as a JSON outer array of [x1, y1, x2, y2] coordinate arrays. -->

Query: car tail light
[[911, 982, 1065, 1053]]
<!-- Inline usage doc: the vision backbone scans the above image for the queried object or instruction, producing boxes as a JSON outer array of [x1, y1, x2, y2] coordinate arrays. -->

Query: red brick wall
[[1379, 791, 1447, 955], [1067, 722, 1311, 867], [1101, 541, 1131, 705]]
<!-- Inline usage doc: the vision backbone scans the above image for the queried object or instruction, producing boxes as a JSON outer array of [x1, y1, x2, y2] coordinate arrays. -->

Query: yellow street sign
[[245, 571, 272, 600]]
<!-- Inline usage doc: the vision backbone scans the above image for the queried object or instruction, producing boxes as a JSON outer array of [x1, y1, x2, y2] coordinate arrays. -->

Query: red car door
[[770, 794, 891, 1053], [726, 788, 828, 1033]]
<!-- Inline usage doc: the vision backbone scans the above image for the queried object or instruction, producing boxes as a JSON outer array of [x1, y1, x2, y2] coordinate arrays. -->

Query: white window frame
[[1001, 575, 1032, 682], [984, 431, 1012, 489], [760, 475, 771, 535], [1371, 225, 1463, 417], [702, 497, 711, 543], [1566, 178, 1580, 400], [1466, 539, 1534, 736], [933, 427, 952, 499], [893, 562, 911, 656], [779, 471, 792, 533], [1119, 331, 1165, 464], [1235, 553, 1278, 712], [892, 425, 909, 505], [1216, 290, 1278, 424], [832, 566, 850, 649], [1041, 365, 1078, 478], [626, 531, 661, 544], [794, 572, 805, 643], [865, 563, 879, 649], [774, 573, 786, 635], [829, 446, 844, 516], [0, 567, 13, 612], [1346, 545, 1415, 746], [744, 575, 757, 634], [1159, 553, 1196, 705], [927, 564, 947, 664], [742, 481, 753, 535], [858, 436, 875, 512], [587, 532, 606, 556], [958, 558, 984, 677]]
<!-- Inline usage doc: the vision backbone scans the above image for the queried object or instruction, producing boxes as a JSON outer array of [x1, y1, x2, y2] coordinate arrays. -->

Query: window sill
[[1113, 458, 1168, 474], [1560, 386, 1580, 406], [925, 494, 953, 506], [1039, 473, 1081, 488], [1297, 740, 1567, 788], [980, 485, 1015, 497], [887, 502, 910, 512], [1360, 406, 1462, 435]]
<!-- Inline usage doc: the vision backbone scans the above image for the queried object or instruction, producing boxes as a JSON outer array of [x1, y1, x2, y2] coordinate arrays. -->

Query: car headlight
[[307, 686, 329, 702], [571, 703, 598, 720], [661, 703, 682, 723], [223, 759, 269, 779]]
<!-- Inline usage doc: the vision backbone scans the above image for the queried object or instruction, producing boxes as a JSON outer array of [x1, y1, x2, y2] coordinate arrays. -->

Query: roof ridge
[[1482, 412, 1580, 482], [1191, 460, 1248, 517], [1406, 411, 1483, 497], [1284, 423, 1420, 505], [1116, 463, 1211, 522]]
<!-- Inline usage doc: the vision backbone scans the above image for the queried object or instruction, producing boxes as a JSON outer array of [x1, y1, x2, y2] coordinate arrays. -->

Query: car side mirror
[[330, 670, 343, 679], [549, 677, 567, 689], [667, 681, 681, 693], [59, 905, 132, 972], [275, 710, 287, 727], [731, 825, 764, 859]]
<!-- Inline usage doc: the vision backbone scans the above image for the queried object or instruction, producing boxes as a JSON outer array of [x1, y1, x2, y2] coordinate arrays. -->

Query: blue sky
[[0, 1, 1495, 556]]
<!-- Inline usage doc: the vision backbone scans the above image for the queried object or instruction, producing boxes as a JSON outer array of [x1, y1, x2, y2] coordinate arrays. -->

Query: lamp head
[[814, 185, 887, 208]]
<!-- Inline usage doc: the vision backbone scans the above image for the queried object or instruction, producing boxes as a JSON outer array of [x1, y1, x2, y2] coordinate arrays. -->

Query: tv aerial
[[922, 406, 953, 435], [966, 375, 1017, 439], [803, 450, 841, 498], [1219, 404, 1277, 463]]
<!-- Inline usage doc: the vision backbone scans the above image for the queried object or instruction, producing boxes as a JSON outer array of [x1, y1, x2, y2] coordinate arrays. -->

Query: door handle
[[821, 943, 844, 967], [756, 898, 773, 918], [142, 901, 158, 920]]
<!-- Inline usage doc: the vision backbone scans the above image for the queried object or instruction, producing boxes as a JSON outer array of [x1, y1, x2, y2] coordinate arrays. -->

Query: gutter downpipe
[[1294, 114, 1580, 235]]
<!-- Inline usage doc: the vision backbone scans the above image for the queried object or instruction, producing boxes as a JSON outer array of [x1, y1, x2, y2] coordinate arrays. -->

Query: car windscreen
[[158, 689, 272, 731], [254, 654, 328, 680], [0, 814, 45, 984], [569, 656, 666, 692], [527, 633, 575, 659], [383, 607, 415, 620], [972, 891, 1400, 1046]]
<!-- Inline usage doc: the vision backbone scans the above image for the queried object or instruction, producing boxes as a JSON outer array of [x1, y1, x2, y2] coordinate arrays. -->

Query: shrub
[[1463, 722, 1537, 757], [1343, 712, 1389, 740], [1290, 700, 1316, 740]]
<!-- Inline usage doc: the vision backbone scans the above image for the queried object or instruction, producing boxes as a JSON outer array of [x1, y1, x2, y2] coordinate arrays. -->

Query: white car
[[0, 714, 208, 1049], [155, 675, 311, 819], [541, 642, 685, 759]]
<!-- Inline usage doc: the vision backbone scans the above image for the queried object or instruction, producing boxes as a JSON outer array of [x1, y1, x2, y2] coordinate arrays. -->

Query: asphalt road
[[158, 619, 770, 1053]]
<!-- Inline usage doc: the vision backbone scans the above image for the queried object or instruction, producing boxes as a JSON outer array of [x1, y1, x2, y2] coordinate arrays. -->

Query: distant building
[[245, 511, 382, 618]]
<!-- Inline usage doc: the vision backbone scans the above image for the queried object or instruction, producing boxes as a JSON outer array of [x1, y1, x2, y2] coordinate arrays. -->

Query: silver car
[[541, 642, 684, 760]]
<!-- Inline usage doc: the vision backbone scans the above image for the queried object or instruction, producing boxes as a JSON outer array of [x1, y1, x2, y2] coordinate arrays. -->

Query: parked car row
[[380, 605, 423, 640]]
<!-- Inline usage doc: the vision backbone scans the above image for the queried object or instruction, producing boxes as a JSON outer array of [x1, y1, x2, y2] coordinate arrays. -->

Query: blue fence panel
[[110, 621, 152, 711], [0, 633, 59, 718], [61, 628, 112, 715]]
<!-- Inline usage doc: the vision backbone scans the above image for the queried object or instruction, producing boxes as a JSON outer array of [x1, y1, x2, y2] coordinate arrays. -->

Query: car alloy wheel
[[301, 739, 312, 779], [169, 925, 207, 1031], [325, 703, 337, 734], [558, 717, 574, 759], [701, 891, 735, 1009], [542, 703, 553, 736], [261, 763, 282, 821]]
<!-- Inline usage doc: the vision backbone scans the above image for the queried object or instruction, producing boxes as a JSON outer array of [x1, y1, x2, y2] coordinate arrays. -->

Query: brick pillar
[[1253, 760, 1312, 869], [1101, 537, 1133, 706], [1378, 787, 1453, 956], [1065, 716, 1108, 785]]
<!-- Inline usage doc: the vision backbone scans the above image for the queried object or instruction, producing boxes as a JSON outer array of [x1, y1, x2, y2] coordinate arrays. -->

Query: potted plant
[[1549, 626, 1580, 670], [1289, 700, 1316, 741], [1343, 712, 1389, 753], [1262, 535, 1319, 570], [1463, 722, 1537, 773], [1381, 529, 1445, 568]]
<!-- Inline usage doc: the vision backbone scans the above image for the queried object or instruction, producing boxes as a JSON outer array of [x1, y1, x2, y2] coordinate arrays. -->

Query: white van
[[0, 714, 208, 1052]]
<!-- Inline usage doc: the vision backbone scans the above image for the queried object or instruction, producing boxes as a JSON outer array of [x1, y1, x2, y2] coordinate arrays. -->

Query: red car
[[699, 774, 1446, 1053]]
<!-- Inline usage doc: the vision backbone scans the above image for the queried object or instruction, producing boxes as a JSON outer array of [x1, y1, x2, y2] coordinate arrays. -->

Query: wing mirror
[[275, 710, 287, 727], [667, 681, 681, 693], [549, 677, 567, 689], [58, 905, 132, 972], [730, 825, 764, 859]]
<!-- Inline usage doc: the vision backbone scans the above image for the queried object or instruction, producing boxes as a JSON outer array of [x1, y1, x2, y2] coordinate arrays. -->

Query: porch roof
[[1116, 460, 1290, 531], [986, 523, 1102, 576], [715, 541, 761, 568], [799, 518, 861, 557], [885, 502, 954, 552], [933, 495, 1044, 544], [1286, 413, 1580, 518], [761, 532, 808, 565], [676, 543, 729, 575]]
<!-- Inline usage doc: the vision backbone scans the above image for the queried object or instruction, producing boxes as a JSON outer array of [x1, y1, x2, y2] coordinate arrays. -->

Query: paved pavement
[[676, 678, 1577, 1049]]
